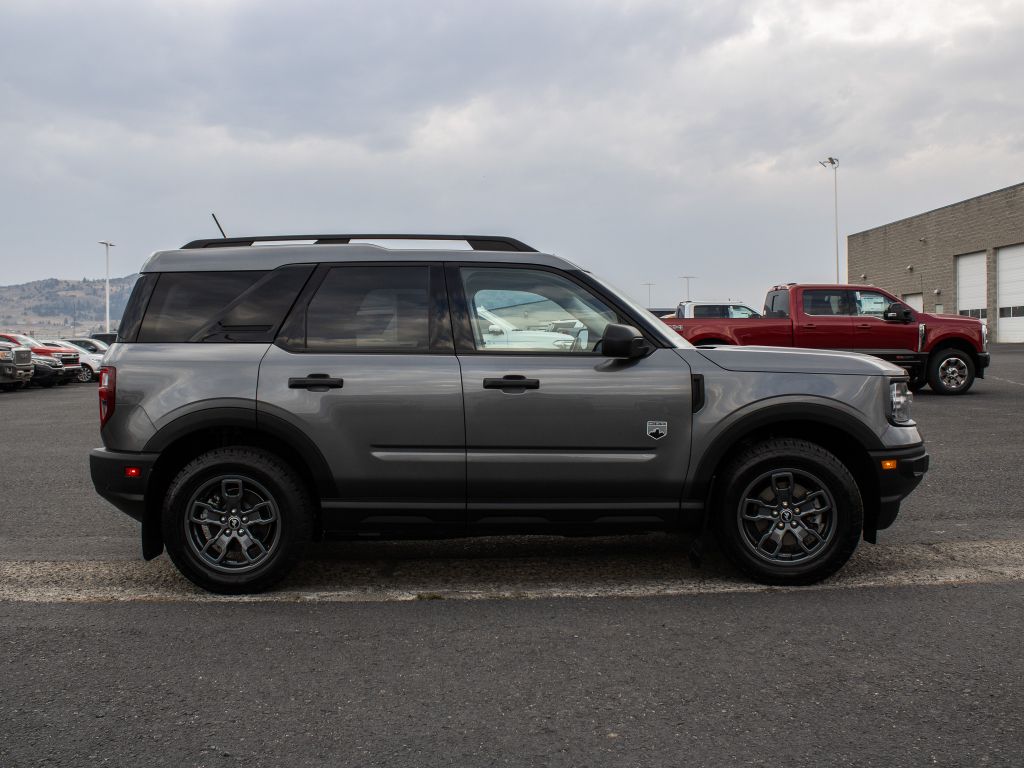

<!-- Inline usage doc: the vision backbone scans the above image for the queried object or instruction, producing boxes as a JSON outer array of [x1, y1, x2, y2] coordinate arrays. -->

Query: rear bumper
[[865, 444, 930, 541], [90, 448, 158, 522]]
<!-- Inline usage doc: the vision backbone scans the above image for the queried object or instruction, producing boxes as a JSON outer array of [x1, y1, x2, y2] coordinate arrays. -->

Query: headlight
[[889, 380, 913, 424], [982, 323, 989, 352], [0, 351, 11, 361]]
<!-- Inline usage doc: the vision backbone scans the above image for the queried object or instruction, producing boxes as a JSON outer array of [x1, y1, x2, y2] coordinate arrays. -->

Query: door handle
[[483, 375, 540, 390], [288, 374, 344, 391], [802, 323, 817, 329], [856, 323, 872, 328]]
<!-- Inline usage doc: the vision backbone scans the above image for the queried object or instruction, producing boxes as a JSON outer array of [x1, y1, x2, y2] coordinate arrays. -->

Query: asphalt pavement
[[1, 345, 1023, 766]]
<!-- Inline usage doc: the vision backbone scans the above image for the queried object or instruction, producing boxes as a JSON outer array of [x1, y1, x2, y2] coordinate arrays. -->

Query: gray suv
[[90, 234, 929, 593]]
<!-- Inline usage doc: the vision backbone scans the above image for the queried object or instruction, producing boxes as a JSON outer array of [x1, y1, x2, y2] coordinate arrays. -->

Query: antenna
[[211, 212, 227, 238]]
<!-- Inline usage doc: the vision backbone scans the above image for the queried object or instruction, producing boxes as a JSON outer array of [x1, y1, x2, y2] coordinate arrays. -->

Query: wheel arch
[[138, 408, 333, 560], [689, 402, 884, 541], [927, 335, 980, 364]]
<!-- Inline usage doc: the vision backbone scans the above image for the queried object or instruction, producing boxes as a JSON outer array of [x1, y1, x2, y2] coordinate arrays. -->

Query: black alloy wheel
[[162, 447, 313, 594], [715, 438, 862, 585]]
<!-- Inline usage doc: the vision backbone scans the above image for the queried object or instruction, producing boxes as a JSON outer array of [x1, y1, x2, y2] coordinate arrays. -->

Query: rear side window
[[135, 268, 313, 343], [304, 266, 431, 352], [693, 305, 726, 318]]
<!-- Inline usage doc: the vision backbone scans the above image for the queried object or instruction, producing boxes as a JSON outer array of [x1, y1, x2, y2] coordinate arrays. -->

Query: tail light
[[98, 366, 116, 427]]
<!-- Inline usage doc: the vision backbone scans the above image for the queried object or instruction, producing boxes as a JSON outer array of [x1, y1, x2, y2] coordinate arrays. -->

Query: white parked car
[[42, 339, 105, 383], [668, 301, 762, 319]]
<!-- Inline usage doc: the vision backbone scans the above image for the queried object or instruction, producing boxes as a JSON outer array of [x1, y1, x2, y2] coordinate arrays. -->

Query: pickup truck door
[[794, 289, 855, 349], [449, 264, 692, 528], [850, 289, 920, 353]]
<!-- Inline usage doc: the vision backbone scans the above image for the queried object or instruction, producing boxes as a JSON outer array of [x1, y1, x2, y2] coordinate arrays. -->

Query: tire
[[162, 447, 313, 594], [907, 377, 927, 394], [77, 365, 94, 383], [927, 348, 975, 395], [57, 378, 71, 385], [714, 438, 863, 585]]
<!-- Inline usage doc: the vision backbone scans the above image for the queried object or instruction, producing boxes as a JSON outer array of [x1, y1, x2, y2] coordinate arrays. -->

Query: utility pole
[[642, 282, 655, 308], [99, 241, 115, 333], [818, 157, 840, 281], [678, 275, 696, 302]]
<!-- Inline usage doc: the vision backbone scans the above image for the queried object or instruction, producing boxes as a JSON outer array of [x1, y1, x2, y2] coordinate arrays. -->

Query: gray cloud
[[1, 0, 1022, 308]]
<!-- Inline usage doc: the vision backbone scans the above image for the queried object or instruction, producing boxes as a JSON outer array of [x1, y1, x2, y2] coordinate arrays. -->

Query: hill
[[0, 275, 139, 337]]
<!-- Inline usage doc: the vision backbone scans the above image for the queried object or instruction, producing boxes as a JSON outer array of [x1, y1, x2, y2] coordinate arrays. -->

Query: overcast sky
[[1, 0, 1022, 307]]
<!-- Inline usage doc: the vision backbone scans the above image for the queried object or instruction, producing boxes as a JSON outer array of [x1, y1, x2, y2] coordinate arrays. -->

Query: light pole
[[99, 241, 115, 333], [818, 156, 840, 281], [642, 282, 655, 308], [678, 275, 696, 302]]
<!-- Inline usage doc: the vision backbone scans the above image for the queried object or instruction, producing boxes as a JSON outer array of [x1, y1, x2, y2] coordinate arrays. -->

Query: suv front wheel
[[162, 447, 313, 594], [714, 438, 863, 585]]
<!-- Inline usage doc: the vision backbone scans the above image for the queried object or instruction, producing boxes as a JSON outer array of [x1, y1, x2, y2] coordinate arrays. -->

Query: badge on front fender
[[647, 421, 668, 440]]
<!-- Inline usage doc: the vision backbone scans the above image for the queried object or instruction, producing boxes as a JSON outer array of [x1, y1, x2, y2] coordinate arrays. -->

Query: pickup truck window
[[803, 290, 854, 316], [764, 291, 790, 318], [852, 291, 891, 318]]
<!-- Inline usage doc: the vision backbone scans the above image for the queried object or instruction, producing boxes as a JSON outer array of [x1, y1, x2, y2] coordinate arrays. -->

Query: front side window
[[305, 266, 430, 352], [729, 305, 759, 318], [459, 267, 619, 353], [853, 291, 892, 318]]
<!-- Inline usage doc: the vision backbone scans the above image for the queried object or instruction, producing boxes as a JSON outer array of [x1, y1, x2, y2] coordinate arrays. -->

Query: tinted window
[[137, 272, 264, 342], [305, 266, 430, 351], [693, 305, 726, 318], [764, 291, 790, 318], [802, 290, 854, 316], [191, 265, 314, 342]]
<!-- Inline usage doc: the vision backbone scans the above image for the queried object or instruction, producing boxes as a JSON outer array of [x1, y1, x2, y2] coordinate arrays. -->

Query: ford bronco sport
[[90, 234, 929, 593]]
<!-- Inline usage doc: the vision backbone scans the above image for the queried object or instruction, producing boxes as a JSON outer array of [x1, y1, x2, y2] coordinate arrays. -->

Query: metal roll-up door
[[956, 252, 987, 325], [997, 243, 1024, 343]]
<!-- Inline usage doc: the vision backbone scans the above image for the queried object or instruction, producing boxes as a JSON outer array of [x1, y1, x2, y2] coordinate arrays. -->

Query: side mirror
[[601, 324, 653, 359], [884, 304, 914, 323], [487, 325, 504, 335]]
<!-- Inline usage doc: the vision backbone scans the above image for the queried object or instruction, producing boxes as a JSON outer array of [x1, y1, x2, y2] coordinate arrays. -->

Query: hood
[[695, 345, 905, 376]]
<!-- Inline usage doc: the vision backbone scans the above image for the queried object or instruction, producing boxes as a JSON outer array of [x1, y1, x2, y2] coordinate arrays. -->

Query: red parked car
[[662, 283, 990, 395], [0, 333, 83, 382]]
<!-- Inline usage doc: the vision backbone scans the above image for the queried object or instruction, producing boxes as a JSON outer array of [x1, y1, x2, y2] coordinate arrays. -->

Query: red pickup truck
[[663, 283, 990, 395]]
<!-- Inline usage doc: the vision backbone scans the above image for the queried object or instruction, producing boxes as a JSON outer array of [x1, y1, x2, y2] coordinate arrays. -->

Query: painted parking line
[[2, 539, 1023, 603]]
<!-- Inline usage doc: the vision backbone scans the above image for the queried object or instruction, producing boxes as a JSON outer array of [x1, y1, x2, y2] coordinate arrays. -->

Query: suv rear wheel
[[162, 447, 313, 594], [714, 438, 862, 585]]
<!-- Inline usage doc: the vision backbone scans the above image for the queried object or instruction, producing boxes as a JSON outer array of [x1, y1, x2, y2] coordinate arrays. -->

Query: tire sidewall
[[716, 444, 862, 583], [928, 349, 975, 395], [162, 450, 310, 593]]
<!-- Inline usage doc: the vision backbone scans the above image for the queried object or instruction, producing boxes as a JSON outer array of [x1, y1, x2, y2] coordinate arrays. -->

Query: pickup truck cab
[[664, 283, 990, 395]]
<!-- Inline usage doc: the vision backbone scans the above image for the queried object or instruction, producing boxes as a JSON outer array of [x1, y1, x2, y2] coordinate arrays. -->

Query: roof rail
[[181, 234, 537, 252]]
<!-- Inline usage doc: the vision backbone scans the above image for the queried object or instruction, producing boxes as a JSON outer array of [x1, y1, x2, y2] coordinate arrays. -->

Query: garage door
[[901, 293, 923, 312], [997, 243, 1024, 343], [956, 251, 987, 325]]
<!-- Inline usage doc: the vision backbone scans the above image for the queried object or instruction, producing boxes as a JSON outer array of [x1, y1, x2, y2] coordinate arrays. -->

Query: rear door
[[794, 289, 855, 348], [449, 263, 692, 528], [257, 263, 465, 528]]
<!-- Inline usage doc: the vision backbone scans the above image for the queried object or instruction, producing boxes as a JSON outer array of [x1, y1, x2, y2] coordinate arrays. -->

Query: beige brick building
[[847, 182, 1024, 342]]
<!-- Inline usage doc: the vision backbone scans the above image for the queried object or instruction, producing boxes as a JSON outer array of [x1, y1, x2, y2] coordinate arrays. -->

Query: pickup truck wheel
[[715, 438, 862, 585], [162, 447, 313, 594], [927, 349, 975, 395]]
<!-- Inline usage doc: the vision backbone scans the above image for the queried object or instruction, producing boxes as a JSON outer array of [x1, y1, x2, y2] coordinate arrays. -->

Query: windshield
[[11, 334, 38, 347]]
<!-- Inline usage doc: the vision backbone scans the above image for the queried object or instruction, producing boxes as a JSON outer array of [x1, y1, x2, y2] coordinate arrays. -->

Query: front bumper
[[0, 364, 32, 383], [90, 447, 158, 522], [864, 444, 930, 542], [976, 351, 991, 377]]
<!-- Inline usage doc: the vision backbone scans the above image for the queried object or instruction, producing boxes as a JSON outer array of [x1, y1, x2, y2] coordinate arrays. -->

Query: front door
[[851, 289, 919, 352], [449, 264, 692, 528], [257, 263, 465, 527]]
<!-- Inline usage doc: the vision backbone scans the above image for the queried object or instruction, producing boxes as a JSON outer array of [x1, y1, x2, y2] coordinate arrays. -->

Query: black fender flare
[[687, 400, 884, 501]]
